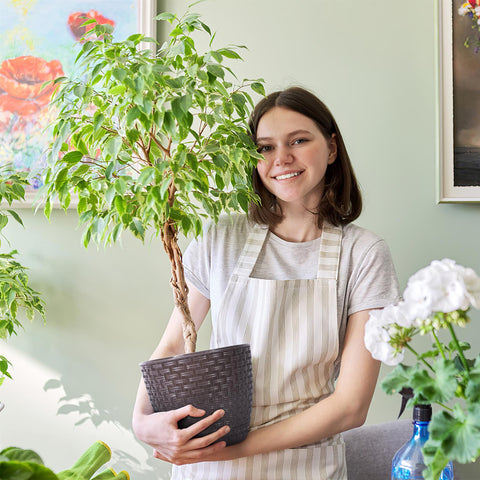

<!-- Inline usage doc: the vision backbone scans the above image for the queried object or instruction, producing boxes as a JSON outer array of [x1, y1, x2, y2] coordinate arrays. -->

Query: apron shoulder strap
[[232, 224, 269, 277], [317, 223, 342, 280]]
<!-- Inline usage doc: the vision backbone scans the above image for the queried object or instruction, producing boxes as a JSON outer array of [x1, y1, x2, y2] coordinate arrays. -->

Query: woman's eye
[[293, 138, 307, 145], [257, 145, 272, 153]]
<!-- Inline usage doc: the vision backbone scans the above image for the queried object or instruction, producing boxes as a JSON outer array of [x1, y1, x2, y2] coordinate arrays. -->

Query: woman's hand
[[133, 404, 231, 465]]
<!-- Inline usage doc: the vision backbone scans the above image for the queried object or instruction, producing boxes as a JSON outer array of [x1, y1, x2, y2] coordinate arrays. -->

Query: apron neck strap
[[232, 222, 343, 280]]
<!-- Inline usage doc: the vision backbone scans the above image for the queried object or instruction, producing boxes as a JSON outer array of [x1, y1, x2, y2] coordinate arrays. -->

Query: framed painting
[[439, 0, 480, 202], [0, 0, 156, 205]]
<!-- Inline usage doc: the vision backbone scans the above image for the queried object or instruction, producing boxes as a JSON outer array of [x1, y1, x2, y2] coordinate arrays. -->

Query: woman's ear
[[328, 133, 338, 164]]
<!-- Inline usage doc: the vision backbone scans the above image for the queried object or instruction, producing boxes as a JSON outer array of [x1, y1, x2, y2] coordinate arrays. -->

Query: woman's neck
[[270, 207, 322, 243]]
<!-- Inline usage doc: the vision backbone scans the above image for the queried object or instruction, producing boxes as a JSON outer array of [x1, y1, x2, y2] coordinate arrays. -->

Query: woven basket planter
[[140, 343, 253, 446]]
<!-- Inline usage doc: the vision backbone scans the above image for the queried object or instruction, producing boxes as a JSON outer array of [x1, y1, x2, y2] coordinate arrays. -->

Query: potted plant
[[364, 258, 480, 480], [0, 166, 45, 393], [0, 440, 130, 480], [42, 9, 265, 445]]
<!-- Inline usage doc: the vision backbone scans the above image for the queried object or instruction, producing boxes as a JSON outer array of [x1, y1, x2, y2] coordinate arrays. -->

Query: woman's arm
[[132, 283, 231, 462], [158, 308, 380, 464]]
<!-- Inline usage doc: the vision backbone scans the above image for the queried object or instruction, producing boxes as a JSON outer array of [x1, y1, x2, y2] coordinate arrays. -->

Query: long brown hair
[[248, 87, 362, 227]]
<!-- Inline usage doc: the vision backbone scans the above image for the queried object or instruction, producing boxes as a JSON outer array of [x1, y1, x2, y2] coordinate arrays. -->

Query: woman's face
[[255, 107, 337, 211]]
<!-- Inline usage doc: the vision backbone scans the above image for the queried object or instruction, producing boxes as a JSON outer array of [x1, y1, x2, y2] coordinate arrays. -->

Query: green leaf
[[251, 82, 265, 96], [44, 199, 52, 220], [236, 190, 249, 213], [465, 355, 480, 404], [381, 364, 416, 396], [1, 447, 43, 464], [163, 111, 176, 137], [429, 404, 480, 464], [0, 214, 8, 231], [207, 64, 224, 79], [422, 438, 451, 480], [7, 210, 23, 227], [112, 223, 122, 243], [126, 106, 141, 127], [105, 137, 122, 158], [77, 196, 88, 214], [155, 12, 176, 22], [0, 461, 57, 480], [114, 178, 127, 195], [114, 195, 127, 216], [108, 85, 126, 96], [93, 113, 105, 133], [62, 151, 83, 165], [112, 67, 127, 82], [411, 359, 458, 404], [217, 48, 242, 59], [129, 218, 145, 239], [137, 168, 155, 186]]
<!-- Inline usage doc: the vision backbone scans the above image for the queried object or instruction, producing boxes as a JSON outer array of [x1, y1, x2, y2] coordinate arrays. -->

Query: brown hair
[[248, 86, 362, 227]]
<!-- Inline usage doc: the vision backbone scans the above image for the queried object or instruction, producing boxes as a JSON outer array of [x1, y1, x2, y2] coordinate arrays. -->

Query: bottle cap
[[413, 404, 432, 422]]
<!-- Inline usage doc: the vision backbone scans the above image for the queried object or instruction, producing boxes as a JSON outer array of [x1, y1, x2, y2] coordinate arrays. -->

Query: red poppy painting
[[68, 10, 115, 42], [0, 0, 142, 195], [0, 56, 64, 115]]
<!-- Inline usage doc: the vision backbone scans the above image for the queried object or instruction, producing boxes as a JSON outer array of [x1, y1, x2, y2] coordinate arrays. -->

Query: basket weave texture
[[140, 344, 253, 446]]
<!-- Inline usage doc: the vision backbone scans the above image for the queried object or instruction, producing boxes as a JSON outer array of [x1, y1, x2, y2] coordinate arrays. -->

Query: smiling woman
[[133, 86, 401, 480]]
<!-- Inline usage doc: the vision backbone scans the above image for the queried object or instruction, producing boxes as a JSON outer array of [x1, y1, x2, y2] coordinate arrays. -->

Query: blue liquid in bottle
[[391, 405, 454, 479]]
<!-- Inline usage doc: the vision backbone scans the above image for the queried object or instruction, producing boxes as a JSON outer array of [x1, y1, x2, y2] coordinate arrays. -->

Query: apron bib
[[173, 223, 346, 479]]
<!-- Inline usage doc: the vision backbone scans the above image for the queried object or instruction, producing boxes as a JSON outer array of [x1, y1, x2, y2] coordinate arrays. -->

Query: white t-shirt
[[183, 214, 401, 331]]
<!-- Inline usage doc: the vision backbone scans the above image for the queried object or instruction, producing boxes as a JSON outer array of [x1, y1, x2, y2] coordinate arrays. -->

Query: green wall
[[2, 1, 480, 478]]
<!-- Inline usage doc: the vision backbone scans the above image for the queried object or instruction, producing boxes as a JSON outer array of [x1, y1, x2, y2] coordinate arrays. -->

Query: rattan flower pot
[[140, 343, 253, 446]]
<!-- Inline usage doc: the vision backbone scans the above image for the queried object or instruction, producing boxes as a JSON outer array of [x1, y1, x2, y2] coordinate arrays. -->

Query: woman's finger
[[182, 408, 226, 439], [172, 404, 206, 422], [188, 423, 230, 449]]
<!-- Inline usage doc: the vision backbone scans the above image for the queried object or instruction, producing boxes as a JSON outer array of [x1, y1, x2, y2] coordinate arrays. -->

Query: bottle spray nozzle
[[397, 387, 414, 419]]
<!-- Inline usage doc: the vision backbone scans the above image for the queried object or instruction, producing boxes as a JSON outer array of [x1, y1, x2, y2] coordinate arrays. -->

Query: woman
[[132, 87, 401, 479]]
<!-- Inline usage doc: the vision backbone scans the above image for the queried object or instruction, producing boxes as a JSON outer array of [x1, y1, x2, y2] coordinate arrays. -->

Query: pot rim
[[139, 343, 251, 367]]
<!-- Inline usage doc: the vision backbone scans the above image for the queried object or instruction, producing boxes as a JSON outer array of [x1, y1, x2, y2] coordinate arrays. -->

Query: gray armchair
[[343, 419, 468, 480]]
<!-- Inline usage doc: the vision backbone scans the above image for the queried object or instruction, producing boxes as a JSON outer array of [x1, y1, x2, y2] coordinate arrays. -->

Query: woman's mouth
[[274, 171, 302, 180]]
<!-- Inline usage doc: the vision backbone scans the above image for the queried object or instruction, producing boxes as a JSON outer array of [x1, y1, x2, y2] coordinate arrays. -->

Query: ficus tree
[[0, 166, 45, 386], [43, 10, 265, 354]]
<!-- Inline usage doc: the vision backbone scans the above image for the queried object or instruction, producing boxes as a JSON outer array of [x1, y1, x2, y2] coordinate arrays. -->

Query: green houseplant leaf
[[43, 8, 264, 353]]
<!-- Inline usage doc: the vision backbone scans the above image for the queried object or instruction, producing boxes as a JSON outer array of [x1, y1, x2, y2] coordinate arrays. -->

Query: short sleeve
[[347, 239, 401, 316], [182, 224, 213, 299]]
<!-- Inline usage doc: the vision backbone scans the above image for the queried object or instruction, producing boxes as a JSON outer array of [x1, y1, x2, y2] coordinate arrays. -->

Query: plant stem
[[448, 322, 470, 375], [432, 329, 446, 360], [405, 343, 435, 372]]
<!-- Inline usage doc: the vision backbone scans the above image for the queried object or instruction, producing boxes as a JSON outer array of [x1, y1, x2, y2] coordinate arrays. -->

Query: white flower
[[388, 302, 415, 328], [364, 307, 405, 366], [404, 259, 471, 316], [456, 264, 480, 308]]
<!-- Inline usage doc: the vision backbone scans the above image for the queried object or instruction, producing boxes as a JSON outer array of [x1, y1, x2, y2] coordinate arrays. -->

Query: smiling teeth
[[275, 172, 300, 180]]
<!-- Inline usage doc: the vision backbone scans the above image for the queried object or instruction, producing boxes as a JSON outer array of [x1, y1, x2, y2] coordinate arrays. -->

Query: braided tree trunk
[[160, 182, 197, 354]]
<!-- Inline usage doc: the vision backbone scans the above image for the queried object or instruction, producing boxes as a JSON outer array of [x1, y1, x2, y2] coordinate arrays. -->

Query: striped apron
[[173, 223, 346, 479]]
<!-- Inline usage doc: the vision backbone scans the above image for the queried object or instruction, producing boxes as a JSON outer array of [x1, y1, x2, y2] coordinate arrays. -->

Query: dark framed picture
[[439, 0, 480, 202]]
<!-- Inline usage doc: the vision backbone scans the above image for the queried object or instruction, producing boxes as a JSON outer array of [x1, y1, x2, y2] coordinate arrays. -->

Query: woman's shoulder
[[341, 223, 391, 258], [207, 213, 260, 235], [200, 213, 257, 247]]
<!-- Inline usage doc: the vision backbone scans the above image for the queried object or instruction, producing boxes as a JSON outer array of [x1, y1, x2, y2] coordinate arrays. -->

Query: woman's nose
[[273, 145, 292, 166]]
